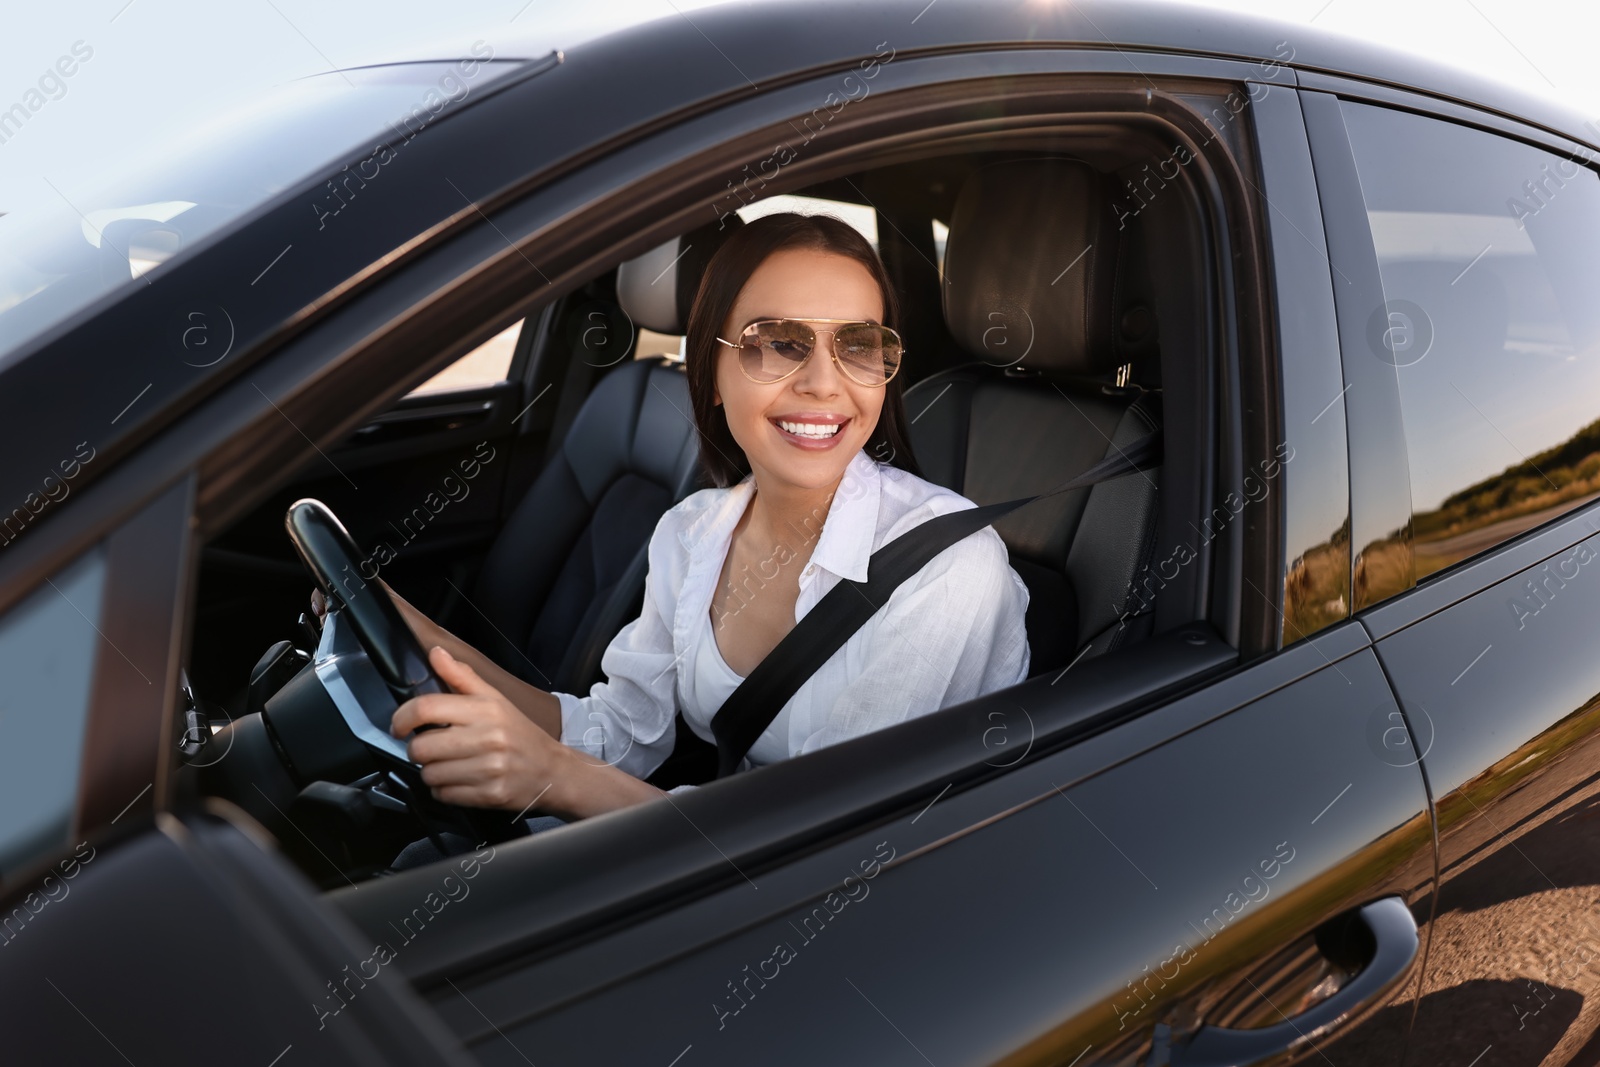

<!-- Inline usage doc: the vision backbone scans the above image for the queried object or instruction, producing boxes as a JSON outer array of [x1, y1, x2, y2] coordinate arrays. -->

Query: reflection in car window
[[0, 60, 519, 371], [0, 547, 105, 887], [1342, 101, 1600, 578]]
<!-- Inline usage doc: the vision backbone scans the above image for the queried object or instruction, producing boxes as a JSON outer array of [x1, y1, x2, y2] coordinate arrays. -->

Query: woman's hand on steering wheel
[[391, 646, 578, 817]]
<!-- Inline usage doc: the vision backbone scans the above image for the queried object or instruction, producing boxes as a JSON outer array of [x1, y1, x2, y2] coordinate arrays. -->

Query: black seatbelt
[[708, 429, 1162, 778]]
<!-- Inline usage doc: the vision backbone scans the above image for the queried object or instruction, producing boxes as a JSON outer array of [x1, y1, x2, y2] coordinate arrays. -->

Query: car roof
[[373, 0, 1596, 156]]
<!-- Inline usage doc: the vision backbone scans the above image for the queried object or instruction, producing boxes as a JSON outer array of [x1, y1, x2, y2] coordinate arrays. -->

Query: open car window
[[182, 132, 1230, 894]]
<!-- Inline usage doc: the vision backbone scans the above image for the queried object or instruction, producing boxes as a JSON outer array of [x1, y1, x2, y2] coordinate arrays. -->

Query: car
[[4, 0, 1600, 1063]]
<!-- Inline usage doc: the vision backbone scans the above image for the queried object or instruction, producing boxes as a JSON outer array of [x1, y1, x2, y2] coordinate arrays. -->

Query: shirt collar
[[678, 448, 883, 585], [680, 475, 756, 559], [806, 448, 881, 584]]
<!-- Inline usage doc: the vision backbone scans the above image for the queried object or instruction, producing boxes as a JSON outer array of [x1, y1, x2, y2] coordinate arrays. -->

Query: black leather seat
[[904, 157, 1163, 675], [462, 219, 741, 694]]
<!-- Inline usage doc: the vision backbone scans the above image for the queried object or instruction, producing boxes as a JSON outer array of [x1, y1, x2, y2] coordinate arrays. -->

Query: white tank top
[[685, 607, 791, 767]]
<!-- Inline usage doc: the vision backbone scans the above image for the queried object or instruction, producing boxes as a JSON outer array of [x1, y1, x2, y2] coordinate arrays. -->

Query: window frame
[[282, 71, 1270, 974], [1301, 89, 1416, 616], [81, 474, 196, 833], [237, 61, 1262, 826], [1251, 82, 1352, 647]]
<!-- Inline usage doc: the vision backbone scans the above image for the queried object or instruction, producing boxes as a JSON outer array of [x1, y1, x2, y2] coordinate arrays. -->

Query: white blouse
[[553, 447, 1032, 787], [689, 606, 762, 748]]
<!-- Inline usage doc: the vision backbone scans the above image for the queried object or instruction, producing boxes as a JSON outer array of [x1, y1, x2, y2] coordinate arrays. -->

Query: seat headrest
[[616, 215, 745, 334], [942, 158, 1120, 376]]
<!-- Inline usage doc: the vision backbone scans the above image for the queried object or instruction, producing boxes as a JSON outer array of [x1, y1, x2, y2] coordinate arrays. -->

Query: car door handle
[[1169, 896, 1419, 1067]]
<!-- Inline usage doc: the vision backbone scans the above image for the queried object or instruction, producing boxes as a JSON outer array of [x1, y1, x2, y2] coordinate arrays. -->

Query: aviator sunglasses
[[715, 318, 905, 387]]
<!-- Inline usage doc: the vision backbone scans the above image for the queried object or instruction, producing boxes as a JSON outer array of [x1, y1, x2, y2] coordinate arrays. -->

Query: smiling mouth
[[774, 418, 847, 439]]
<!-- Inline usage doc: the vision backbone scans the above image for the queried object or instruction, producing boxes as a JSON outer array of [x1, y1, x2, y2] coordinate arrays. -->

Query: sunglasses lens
[[740, 320, 815, 382], [735, 321, 903, 384], [833, 324, 901, 384]]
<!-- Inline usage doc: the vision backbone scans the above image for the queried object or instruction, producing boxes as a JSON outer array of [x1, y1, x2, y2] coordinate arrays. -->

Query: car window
[[406, 320, 521, 396], [634, 328, 683, 361], [0, 546, 106, 887], [1341, 100, 1600, 579], [932, 217, 949, 281]]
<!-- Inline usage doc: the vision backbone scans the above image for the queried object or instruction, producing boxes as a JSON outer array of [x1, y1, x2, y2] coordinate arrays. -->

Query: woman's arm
[[392, 646, 665, 820], [382, 580, 565, 740], [312, 529, 684, 817], [313, 501, 689, 817]]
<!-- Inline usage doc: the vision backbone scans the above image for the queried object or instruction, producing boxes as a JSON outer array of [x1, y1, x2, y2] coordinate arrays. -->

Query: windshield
[[0, 59, 518, 368]]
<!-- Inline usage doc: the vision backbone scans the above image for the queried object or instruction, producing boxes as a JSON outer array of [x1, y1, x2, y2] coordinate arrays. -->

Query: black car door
[[354, 625, 1428, 1067], [1304, 84, 1600, 1065]]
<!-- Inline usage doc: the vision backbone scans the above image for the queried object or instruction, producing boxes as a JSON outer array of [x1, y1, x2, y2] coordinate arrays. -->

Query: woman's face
[[715, 246, 887, 494]]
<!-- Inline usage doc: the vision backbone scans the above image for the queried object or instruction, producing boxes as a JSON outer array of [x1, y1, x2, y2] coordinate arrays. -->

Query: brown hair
[[683, 212, 923, 488]]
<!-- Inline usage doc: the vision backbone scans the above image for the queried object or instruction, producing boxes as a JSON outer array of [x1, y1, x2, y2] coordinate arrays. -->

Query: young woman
[[359, 212, 1031, 824]]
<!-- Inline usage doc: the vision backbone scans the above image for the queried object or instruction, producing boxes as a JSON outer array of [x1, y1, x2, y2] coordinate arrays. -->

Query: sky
[[0, 0, 721, 214], [3, 0, 1597, 215]]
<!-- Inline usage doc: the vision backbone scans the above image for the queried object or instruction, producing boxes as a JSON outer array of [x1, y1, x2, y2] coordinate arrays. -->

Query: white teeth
[[778, 420, 842, 438]]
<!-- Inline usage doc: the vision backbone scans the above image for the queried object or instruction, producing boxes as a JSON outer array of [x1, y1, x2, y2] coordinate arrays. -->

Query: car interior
[[177, 135, 1222, 888]]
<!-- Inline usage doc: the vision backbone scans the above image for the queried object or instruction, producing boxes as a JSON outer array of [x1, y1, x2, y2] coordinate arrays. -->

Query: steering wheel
[[286, 498, 445, 704], [283, 498, 529, 848]]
